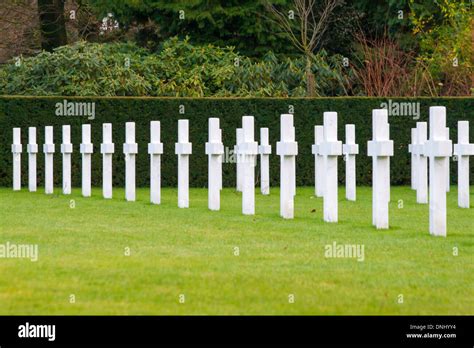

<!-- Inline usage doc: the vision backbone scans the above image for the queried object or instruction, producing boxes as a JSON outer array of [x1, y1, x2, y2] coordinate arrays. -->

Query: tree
[[86, 0, 293, 56], [264, 0, 341, 96], [38, 0, 68, 51]]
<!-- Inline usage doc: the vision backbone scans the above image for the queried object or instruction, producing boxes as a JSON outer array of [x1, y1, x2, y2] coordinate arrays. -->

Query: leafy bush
[[0, 38, 353, 97]]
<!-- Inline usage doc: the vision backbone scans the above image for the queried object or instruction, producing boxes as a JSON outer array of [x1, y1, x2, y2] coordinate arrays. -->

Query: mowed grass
[[0, 186, 473, 315]]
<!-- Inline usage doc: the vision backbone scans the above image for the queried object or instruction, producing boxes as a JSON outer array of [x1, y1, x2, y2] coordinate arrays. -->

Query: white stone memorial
[[175, 119, 192, 208], [148, 121, 163, 205], [311, 125, 325, 197], [258, 127, 271, 195], [454, 121, 474, 208], [80, 124, 93, 197], [320, 112, 342, 222], [241, 116, 258, 215], [367, 109, 393, 229], [276, 114, 298, 219], [43, 126, 55, 194], [61, 125, 73, 194], [235, 128, 243, 192], [408, 128, 417, 190], [27, 127, 37, 192], [413, 122, 428, 204], [100, 123, 114, 199], [12, 128, 22, 191], [205, 118, 224, 211], [425, 106, 452, 237], [342, 124, 358, 201], [446, 128, 451, 192], [123, 122, 138, 202]]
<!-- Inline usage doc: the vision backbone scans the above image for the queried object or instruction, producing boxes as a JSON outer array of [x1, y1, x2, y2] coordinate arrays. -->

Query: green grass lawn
[[0, 186, 472, 315]]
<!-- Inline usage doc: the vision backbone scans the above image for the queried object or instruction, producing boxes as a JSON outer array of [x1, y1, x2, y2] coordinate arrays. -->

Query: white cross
[[27, 127, 37, 192], [148, 121, 163, 205], [408, 128, 417, 190], [258, 127, 271, 195], [412, 122, 428, 204], [123, 122, 138, 202], [342, 124, 359, 201], [424, 106, 452, 237], [319, 112, 342, 222], [80, 124, 93, 197], [60, 125, 73, 195], [276, 114, 297, 219], [175, 119, 192, 208], [11, 128, 22, 191], [454, 121, 474, 208], [311, 125, 324, 198], [367, 109, 393, 229], [100, 123, 115, 199], [235, 128, 243, 192], [241, 116, 258, 215], [205, 118, 224, 211], [43, 126, 56, 195]]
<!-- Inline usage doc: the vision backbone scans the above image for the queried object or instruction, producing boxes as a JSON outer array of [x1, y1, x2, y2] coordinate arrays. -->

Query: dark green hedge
[[0, 96, 473, 188]]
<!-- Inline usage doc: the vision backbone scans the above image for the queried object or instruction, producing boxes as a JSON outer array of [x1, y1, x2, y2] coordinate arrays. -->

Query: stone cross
[[61, 125, 73, 195], [311, 125, 324, 197], [413, 122, 428, 204], [342, 124, 358, 201], [258, 127, 271, 195], [43, 126, 55, 195], [408, 128, 417, 190], [425, 106, 452, 237], [320, 112, 342, 222], [27, 127, 37, 192], [100, 123, 114, 199], [276, 114, 298, 219], [241, 116, 258, 215], [446, 128, 451, 192], [148, 121, 163, 205], [80, 124, 93, 197], [12, 128, 22, 191], [367, 109, 393, 229], [205, 118, 224, 211], [175, 119, 192, 208], [124, 122, 138, 202], [235, 128, 243, 192], [454, 121, 474, 208], [218, 128, 223, 192]]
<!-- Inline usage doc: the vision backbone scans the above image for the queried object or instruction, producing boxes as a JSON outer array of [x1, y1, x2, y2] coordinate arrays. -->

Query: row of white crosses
[[407, 106, 474, 236], [10, 107, 472, 236], [11, 122, 172, 206]]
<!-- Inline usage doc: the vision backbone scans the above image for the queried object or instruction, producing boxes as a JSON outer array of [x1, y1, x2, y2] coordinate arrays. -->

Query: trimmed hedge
[[0, 96, 473, 188]]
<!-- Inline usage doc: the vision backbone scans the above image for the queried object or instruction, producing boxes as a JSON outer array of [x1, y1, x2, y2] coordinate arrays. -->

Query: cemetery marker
[[80, 124, 93, 197], [206, 118, 224, 211], [44, 126, 55, 194], [175, 119, 192, 208], [61, 125, 73, 194], [100, 123, 114, 199], [124, 122, 138, 202], [342, 124, 359, 201], [454, 121, 474, 208], [259, 128, 271, 195], [27, 127, 37, 192], [320, 112, 342, 222], [368, 109, 393, 229], [148, 121, 163, 204], [276, 114, 298, 219]]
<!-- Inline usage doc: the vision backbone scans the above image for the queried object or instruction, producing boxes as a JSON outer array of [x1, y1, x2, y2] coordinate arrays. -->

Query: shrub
[[0, 38, 354, 97]]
